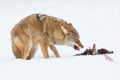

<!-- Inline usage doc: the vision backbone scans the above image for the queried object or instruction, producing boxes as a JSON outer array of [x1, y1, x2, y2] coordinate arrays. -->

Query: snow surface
[[0, 0, 120, 80]]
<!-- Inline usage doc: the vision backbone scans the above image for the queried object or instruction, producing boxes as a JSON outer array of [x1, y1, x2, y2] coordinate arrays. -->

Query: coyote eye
[[74, 38, 78, 41]]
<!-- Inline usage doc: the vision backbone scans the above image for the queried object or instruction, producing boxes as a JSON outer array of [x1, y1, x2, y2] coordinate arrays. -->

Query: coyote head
[[61, 23, 84, 51]]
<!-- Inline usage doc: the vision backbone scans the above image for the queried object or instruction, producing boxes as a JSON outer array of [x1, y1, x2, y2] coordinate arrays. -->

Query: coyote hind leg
[[27, 45, 38, 60]]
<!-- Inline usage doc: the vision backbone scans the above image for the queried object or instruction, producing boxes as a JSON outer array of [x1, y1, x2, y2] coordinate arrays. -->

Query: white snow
[[0, 0, 120, 80]]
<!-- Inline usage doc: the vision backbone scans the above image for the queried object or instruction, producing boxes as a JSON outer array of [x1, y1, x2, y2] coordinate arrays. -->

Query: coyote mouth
[[74, 45, 80, 50]]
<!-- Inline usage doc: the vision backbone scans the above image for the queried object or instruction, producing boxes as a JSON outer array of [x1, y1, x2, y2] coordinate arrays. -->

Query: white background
[[0, 0, 120, 80]]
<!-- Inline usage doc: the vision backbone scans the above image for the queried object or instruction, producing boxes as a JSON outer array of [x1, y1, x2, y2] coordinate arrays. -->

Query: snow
[[0, 0, 120, 80]]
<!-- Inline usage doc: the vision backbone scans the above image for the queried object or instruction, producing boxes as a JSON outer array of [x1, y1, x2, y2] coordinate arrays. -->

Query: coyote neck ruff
[[11, 13, 84, 59]]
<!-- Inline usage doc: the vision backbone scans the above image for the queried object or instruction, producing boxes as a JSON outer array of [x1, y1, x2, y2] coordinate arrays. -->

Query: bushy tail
[[11, 36, 21, 59]]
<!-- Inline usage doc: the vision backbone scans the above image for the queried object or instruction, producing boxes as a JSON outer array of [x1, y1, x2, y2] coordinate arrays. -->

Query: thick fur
[[11, 13, 83, 60]]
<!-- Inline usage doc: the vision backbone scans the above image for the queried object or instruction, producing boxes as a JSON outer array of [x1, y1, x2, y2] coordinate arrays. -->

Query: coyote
[[11, 13, 84, 60]]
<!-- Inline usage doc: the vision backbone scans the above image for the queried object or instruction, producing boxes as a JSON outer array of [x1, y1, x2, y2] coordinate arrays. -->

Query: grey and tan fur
[[11, 13, 84, 60]]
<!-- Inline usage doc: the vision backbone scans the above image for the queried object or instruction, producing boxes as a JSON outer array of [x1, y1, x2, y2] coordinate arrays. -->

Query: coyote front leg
[[49, 45, 60, 57], [40, 42, 49, 58]]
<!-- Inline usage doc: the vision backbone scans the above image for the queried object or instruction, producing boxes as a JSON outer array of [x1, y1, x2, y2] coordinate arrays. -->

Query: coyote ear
[[69, 23, 74, 29], [69, 23, 73, 26], [61, 26, 67, 34]]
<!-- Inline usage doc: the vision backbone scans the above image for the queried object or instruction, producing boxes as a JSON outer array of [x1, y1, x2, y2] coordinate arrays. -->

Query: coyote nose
[[81, 45, 84, 48]]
